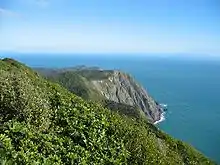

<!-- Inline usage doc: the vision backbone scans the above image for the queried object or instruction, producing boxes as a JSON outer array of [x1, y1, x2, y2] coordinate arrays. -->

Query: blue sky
[[0, 0, 220, 55]]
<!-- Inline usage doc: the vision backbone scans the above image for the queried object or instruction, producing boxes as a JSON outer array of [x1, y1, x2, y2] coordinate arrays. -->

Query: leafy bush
[[0, 59, 216, 165]]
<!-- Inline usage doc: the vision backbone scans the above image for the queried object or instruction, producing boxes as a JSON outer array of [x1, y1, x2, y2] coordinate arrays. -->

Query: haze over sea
[[1, 53, 220, 163]]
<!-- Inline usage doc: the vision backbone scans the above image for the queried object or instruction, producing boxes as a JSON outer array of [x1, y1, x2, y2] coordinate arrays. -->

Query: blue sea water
[[1, 54, 220, 163]]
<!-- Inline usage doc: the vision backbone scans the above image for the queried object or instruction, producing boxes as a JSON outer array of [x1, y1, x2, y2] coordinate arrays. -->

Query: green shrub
[[0, 59, 216, 165]]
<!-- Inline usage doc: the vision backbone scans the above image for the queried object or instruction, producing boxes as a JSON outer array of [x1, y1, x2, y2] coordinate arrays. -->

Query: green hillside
[[43, 70, 105, 101], [0, 58, 216, 165]]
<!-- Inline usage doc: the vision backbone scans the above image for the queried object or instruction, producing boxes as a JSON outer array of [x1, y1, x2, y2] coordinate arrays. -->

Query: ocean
[[1, 54, 220, 163]]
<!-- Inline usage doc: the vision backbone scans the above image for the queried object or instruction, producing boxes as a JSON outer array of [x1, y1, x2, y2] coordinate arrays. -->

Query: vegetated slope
[[0, 59, 215, 165], [36, 67, 163, 123]]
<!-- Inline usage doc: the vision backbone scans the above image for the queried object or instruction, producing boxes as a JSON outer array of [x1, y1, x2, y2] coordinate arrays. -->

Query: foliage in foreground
[[0, 58, 216, 165]]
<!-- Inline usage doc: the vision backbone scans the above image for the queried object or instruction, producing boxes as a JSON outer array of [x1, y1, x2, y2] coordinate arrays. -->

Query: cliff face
[[91, 71, 162, 122], [36, 67, 163, 123]]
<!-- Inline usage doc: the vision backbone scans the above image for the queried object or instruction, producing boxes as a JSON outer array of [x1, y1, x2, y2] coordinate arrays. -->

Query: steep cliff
[[36, 67, 163, 123], [90, 71, 162, 122]]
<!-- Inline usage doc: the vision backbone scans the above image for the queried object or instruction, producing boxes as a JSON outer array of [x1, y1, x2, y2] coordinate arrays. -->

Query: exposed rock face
[[91, 70, 163, 122]]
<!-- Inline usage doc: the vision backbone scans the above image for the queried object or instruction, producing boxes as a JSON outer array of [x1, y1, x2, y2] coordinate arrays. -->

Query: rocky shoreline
[[154, 111, 166, 124]]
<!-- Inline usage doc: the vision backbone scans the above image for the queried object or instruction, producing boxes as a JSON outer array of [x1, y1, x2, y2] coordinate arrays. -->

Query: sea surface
[[1, 54, 220, 163]]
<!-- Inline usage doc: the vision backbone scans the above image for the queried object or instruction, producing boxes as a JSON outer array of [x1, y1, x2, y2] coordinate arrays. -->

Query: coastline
[[154, 112, 166, 125]]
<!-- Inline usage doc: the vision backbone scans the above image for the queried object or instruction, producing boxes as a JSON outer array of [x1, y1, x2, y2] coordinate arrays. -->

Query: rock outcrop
[[90, 70, 163, 122]]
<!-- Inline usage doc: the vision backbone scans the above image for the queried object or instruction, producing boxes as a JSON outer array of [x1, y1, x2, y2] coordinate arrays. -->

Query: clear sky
[[0, 0, 220, 55]]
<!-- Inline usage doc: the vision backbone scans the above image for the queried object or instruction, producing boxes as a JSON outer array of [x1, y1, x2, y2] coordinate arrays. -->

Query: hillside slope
[[36, 67, 163, 123], [0, 59, 216, 165]]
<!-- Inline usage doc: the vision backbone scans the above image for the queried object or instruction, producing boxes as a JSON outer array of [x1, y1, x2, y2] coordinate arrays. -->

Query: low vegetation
[[0, 58, 216, 164]]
